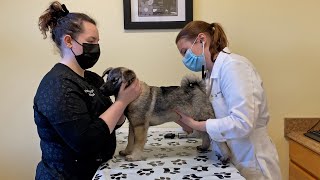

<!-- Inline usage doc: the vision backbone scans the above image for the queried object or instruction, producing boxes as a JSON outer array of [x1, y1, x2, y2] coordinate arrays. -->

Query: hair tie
[[61, 4, 69, 17], [48, 4, 69, 30], [51, 4, 69, 20], [210, 23, 215, 30]]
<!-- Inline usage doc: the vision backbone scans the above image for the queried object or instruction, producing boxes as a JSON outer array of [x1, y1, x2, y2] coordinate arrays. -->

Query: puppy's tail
[[181, 74, 206, 92]]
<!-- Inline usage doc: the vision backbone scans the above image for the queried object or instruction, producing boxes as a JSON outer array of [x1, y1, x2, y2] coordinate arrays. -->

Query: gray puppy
[[100, 67, 230, 162]]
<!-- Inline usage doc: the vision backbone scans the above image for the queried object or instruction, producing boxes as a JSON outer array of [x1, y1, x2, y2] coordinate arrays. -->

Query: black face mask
[[71, 39, 100, 69]]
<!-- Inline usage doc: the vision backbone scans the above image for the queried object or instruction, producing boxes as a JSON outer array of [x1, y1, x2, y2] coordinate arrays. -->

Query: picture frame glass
[[124, 0, 193, 29], [131, 0, 186, 22]]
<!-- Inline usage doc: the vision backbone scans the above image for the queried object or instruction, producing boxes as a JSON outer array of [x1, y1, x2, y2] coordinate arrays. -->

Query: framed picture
[[123, 0, 193, 30]]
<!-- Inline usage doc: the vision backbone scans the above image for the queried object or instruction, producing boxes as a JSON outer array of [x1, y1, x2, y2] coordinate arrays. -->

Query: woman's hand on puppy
[[116, 78, 141, 106], [99, 79, 140, 133], [175, 118, 193, 134], [175, 110, 207, 132]]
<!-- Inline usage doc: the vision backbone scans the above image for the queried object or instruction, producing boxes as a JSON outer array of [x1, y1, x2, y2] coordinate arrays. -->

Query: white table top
[[93, 128, 245, 180]]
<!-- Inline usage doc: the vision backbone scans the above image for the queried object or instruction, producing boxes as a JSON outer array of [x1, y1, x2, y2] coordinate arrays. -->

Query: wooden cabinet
[[289, 140, 320, 180], [289, 161, 316, 180]]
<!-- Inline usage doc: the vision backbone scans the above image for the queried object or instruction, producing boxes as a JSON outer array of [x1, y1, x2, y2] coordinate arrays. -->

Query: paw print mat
[[93, 128, 245, 180]]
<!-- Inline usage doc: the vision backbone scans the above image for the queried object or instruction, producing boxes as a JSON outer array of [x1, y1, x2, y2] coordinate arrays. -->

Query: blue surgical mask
[[182, 37, 205, 72]]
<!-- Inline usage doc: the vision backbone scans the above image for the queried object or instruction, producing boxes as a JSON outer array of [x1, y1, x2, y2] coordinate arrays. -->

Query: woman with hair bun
[[34, 1, 141, 179], [174, 21, 282, 180]]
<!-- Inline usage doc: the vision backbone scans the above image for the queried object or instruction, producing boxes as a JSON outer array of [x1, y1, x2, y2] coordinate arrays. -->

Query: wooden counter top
[[284, 118, 320, 155]]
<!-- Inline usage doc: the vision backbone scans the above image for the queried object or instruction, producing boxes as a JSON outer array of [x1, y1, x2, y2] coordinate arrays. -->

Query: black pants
[[35, 160, 101, 180]]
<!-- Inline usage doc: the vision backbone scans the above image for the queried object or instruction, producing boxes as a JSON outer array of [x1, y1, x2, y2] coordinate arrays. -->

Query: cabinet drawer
[[289, 140, 320, 179], [289, 161, 316, 180]]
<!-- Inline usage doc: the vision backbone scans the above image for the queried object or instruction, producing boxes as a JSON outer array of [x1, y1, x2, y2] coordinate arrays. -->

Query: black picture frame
[[123, 0, 193, 30]]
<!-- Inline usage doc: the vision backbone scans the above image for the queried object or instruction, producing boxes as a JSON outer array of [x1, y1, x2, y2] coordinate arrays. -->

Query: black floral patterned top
[[34, 63, 119, 179]]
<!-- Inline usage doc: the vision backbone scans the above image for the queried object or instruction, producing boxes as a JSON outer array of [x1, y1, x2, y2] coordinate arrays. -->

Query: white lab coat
[[205, 48, 282, 180]]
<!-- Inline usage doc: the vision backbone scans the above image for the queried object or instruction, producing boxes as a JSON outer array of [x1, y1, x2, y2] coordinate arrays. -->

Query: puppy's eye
[[111, 78, 119, 84]]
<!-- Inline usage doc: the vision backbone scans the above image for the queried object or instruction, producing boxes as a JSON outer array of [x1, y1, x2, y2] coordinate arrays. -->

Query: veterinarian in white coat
[[174, 21, 282, 180]]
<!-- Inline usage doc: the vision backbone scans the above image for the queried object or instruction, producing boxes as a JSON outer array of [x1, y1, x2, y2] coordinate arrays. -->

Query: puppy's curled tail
[[181, 74, 206, 92]]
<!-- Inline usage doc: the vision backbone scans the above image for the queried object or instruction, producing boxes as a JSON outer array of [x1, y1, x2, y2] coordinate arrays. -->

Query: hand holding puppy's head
[[100, 67, 137, 97]]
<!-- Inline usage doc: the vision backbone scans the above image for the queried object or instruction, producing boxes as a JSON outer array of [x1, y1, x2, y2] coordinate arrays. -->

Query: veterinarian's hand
[[175, 118, 193, 134], [117, 78, 141, 106], [174, 110, 196, 132], [175, 110, 207, 132]]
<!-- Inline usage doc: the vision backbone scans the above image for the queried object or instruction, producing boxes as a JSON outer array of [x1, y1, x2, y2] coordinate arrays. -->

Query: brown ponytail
[[176, 21, 228, 61], [38, 1, 67, 39], [210, 23, 228, 59], [38, 1, 96, 51]]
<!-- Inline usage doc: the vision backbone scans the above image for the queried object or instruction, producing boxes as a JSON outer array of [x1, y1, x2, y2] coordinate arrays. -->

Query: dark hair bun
[[38, 2, 95, 50], [38, 1, 68, 39]]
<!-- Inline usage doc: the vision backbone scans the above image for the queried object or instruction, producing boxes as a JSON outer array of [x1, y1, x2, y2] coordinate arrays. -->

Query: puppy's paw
[[196, 145, 209, 152], [216, 142, 231, 164], [125, 154, 146, 162], [119, 150, 131, 156], [219, 156, 230, 164]]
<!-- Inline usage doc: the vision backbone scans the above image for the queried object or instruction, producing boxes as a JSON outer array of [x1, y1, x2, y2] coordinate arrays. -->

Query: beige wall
[[1, 0, 319, 179]]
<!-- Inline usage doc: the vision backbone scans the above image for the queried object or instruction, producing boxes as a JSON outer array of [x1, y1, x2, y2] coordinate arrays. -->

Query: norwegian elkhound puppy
[[100, 67, 230, 162]]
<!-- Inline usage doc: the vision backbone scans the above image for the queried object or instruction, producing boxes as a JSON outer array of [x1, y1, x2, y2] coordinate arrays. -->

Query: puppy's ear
[[123, 69, 136, 87], [102, 67, 113, 79]]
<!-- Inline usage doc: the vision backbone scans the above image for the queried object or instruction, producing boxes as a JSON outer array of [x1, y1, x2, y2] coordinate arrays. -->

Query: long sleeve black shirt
[[34, 63, 119, 179]]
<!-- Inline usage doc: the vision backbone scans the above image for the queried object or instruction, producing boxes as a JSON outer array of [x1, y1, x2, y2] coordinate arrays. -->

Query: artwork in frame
[[123, 0, 193, 30]]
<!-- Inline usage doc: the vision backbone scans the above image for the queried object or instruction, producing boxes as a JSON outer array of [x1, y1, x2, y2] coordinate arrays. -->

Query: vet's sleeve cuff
[[206, 119, 227, 142]]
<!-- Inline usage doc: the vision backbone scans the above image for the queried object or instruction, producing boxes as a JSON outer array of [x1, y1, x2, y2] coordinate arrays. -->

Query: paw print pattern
[[213, 172, 232, 179], [160, 147, 174, 152], [158, 131, 174, 136], [191, 165, 209, 172], [183, 146, 197, 151], [150, 142, 162, 146], [98, 162, 111, 170], [215, 152, 222, 160], [93, 174, 102, 180], [155, 177, 171, 180], [137, 168, 155, 176], [167, 142, 180, 146], [186, 139, 198, 143], [182, 174, 203, 180], [163, 167, 180, 174], [147, 134, 153, 138], [194, 155, 209, 162], [123, 136, 128, 139], [197, 148, 212, 154], [153, 137, 163, 141], [119, 163, 138, 169], [212, 162, 230, 169], [176, 152, 191, 157], [111, 155, 123, 163], [171, 159, 187, 165], [116, 131, 124, 135], [110, 172, 127, 179], [143, 148, 153, 153], [117, 140, 127, 144], [148, 161, 165, 167], [154, 153, 168, 159]]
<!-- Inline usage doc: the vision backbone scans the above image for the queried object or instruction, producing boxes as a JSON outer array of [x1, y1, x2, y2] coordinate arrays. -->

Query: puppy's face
[[100, 67, 136, 96]]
